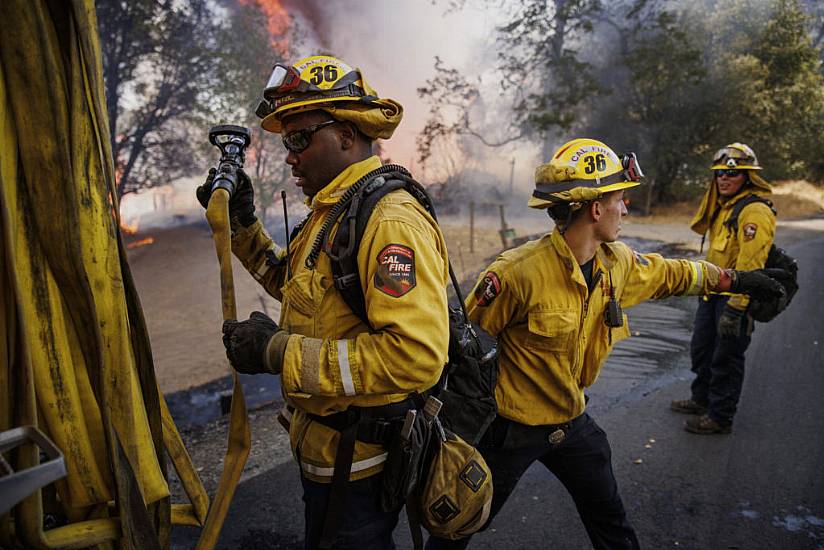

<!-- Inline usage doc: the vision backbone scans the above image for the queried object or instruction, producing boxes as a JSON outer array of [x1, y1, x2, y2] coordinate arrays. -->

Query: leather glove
[[718, 304, 745, 339], [727, 268, 788, 301], [222, 311, 289, 374], [196, 167, 257, 228]]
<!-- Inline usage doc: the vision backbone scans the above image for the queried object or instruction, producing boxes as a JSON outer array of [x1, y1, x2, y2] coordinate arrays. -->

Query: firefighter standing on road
[[197, 55, 449, 550], [671, 143, 776, 434], [426, 138, 787, 550]]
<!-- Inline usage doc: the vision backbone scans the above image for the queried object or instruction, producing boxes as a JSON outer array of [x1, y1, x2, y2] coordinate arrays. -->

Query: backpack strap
[[326, 170, 469, 326], [724, 193, 776, 234], [328, 175, 408, 329]]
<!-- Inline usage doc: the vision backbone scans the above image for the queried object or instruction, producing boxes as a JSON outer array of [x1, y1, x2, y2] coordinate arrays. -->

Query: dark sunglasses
[[282, 120, 337, 153], [715, 169, 742, 178]]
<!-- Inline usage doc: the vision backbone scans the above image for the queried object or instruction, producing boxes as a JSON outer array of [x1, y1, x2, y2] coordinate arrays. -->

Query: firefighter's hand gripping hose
[[198, 187, 253, 549], [223, 311, 289, 375]]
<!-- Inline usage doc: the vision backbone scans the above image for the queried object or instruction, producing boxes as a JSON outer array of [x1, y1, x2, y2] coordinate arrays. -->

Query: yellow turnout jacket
[[231, 156, 449, 482], [466, 228, 723, 426], [702, 188, 776, 311]]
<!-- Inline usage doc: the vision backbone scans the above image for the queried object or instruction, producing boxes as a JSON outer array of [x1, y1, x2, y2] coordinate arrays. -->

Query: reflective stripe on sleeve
[[252, 260, 270, 281], [251, 244, 278, 282], [688, 261, 704, 294], [336, 340, 356, 396], [301, 452, 388, 478]]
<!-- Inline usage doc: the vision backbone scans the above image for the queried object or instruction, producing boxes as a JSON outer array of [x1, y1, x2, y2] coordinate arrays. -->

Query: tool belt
[[307, 398, 414, 446]]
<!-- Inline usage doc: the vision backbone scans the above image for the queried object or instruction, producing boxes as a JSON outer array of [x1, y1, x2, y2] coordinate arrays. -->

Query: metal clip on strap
[[334, 273, 359, 290]]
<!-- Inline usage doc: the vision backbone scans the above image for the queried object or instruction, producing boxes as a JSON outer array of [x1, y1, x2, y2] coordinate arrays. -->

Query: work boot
[[684, 414, 732, 435], [670, 398, 708, 415]]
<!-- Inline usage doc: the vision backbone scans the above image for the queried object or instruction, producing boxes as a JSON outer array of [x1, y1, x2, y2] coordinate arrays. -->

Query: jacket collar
[[308, 155, 383, 209], [549, 228, 616, 288]]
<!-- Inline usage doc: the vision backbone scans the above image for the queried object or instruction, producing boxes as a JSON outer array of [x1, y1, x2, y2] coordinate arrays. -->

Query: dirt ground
[[128, 182, 823, 394]]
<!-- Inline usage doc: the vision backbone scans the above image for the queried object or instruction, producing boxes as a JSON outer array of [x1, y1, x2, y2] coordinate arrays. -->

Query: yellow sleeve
[[618, 244, 722, 308], [465, 261, 524, 337], [728, 203, 776, 310], [280, 212, 449, 398], [230, 220, 288, 300]]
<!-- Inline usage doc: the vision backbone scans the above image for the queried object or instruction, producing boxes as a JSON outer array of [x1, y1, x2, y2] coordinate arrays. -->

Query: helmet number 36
[[583, 153, 607, 174], [310, 64, 338, 85]]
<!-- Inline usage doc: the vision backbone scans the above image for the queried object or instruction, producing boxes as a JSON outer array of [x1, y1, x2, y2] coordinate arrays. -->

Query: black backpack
[[724, 194, 799, 322], [301, 164, 499, 445]]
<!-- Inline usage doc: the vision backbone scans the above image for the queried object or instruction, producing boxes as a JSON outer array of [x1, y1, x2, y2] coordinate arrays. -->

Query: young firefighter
[[426, 138, 787, 550], [671, 143, 776, 434], [197, 56, 449, 550]]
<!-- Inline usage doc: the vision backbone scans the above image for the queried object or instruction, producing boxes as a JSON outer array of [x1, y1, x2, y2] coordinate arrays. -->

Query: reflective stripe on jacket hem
[[300, 452, 388, 478]]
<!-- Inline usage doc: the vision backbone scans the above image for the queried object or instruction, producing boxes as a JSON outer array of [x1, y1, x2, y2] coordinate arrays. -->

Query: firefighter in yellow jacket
[[670, 143, 776, 434], [197, 55, 449, 550], [426, 139, 786, 550]]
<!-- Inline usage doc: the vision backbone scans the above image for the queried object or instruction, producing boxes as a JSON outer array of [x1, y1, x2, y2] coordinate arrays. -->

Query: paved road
[[172, 229, 824, 550]]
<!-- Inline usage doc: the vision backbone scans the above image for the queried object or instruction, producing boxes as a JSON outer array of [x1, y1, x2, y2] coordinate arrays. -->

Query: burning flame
[[240, 0, 292, 52], [121, 218, 140, 235], [127, 237, 156, 250]]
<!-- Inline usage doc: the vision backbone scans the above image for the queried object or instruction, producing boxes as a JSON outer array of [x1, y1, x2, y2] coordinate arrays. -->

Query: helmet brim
[[710, 164, 762, 170], [261, 96, 362, 134], [528, 180, 640, 209]]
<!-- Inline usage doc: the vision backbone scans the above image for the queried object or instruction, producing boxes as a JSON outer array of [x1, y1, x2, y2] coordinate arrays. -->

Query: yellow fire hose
[[197, 188, 252, 549], [1, 0, 249, 548]]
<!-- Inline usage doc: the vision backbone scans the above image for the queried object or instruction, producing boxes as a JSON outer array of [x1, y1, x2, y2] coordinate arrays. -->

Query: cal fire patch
[[742, 223, 758, 241], [475, 271, 501, 307], [375, 244, 416, 297]]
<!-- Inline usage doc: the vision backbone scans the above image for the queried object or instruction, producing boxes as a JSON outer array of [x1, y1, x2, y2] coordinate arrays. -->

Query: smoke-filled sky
[[281, 0, 539, 186], [122, 1, 545, 223]]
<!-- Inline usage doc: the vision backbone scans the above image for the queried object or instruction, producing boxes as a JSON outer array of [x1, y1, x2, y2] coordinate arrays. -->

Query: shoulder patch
[[742, 223, 757, 241], [375, 244, 416, 297], [475, 271, 502, 307]]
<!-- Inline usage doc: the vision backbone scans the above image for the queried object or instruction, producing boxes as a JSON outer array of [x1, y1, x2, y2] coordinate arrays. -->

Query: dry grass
[[769, 180, 824, 218], [630, 180, 824, 222]]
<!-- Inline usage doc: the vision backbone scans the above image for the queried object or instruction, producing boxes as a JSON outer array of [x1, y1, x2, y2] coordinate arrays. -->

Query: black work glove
[[196, 167, 257, 228], [718, 305, 745, 339], [728, 268, 788, 301], [222, 311, 289, 375]]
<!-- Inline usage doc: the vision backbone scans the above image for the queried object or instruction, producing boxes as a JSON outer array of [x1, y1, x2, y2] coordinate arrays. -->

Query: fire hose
[[196, 125, 254, 549]]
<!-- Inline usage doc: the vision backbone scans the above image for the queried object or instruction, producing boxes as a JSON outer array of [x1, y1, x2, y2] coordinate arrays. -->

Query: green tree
[[98, 0, 225, 199], [618, 10, 710, 207], [417, 0, 605, 168], [208, 2, 296, 227], [705, 0, 824, 181]]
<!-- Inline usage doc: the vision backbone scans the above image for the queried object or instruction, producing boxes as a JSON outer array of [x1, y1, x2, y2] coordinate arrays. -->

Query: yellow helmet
[[710, 142, 762, 170], [528, 138, 644, 210], [255, 55, 380, 133]]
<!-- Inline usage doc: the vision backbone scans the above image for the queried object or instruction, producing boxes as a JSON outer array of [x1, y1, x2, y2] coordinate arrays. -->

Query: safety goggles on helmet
[[263, 64, 303, 97], [262, 63, 363, 100], [714, 168, 742, 178], [281, 120, 337, 153], [256, 58, 372, 122], [622, 152, 644, 182], [710, 143, 761, 170]]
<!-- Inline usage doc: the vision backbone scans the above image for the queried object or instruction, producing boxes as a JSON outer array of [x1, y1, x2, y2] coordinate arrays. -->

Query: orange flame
[[240, 0, 291, 52], [121, 218, 140, 235], [127, 237, 156, 250]]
